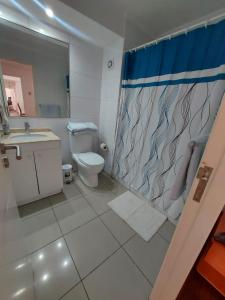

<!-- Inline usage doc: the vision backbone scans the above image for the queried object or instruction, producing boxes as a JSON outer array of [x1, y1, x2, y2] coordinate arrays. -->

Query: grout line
[[99, 213, 136, 247], [52, 207, 91, 300], [157, 231, 172, 244], [63, 236, 91, 300], [61, 215, 98, 236], [96, 216, 153, 287], [81, 246, 122, 281], [121, 245, 154, 287], [58, 281, 81, 300]]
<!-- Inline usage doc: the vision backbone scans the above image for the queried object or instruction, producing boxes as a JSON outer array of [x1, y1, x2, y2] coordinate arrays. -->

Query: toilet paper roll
[[100, 143, 108, 151]]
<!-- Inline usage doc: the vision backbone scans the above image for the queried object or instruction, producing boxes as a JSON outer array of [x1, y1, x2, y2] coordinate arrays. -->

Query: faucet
[[24, 122, 30, 134], [0, 143, 22, 160]]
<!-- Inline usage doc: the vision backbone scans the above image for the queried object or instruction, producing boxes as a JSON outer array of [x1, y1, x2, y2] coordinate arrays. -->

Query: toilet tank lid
[[67, 121, 98, 134]]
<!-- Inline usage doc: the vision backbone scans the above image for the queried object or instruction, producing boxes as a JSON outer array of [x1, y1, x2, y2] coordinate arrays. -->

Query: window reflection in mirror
[[0, 20, 70, 118]]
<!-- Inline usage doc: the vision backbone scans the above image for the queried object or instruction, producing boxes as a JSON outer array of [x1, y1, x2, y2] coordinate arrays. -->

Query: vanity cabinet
[[34, 149, 62, 196], [8, 151, 39, 204], [8, 140, 63, 205]]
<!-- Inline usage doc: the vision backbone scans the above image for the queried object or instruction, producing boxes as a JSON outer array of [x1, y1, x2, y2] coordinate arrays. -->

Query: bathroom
[[1, 0, 225, 299]]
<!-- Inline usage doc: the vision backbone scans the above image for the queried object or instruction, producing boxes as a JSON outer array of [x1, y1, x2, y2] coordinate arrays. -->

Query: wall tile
[[70, 72, 101, 101]]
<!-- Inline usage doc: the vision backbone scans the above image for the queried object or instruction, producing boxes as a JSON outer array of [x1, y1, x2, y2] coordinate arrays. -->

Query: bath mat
[[108, 191, 167, 242]]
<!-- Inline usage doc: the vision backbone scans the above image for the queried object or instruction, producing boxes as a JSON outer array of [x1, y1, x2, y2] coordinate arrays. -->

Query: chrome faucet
[[0, 143, 22, 160], [24, 122, 30, 134]]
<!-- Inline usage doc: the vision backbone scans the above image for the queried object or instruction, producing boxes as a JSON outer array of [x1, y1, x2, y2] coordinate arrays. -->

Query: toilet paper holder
[[100, 143, 108, 151]]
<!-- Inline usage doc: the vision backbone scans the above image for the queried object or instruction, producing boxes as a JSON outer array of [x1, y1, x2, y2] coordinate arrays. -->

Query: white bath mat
[[108, 191, 167, 242]]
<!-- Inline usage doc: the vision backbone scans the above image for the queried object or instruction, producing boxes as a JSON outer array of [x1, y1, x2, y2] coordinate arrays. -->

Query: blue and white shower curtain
[[113, 19, 225, 220]]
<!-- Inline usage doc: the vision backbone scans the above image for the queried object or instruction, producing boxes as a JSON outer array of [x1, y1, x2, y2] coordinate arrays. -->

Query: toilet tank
[[69, 131, 95, 154]]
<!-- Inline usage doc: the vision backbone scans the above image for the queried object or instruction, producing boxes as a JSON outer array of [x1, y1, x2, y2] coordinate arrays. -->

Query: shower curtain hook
[[169, 35, 172, 40], [155, 40, 158, 45], [185, 29, 188, 35], [204, 21, 208, 29]]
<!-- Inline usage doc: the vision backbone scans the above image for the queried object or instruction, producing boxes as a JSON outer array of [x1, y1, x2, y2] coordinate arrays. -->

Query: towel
[[67, 121, 98, 134], [170, 136, 208, 201]]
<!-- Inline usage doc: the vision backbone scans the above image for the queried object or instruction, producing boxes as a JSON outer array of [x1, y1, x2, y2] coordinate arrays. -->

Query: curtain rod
[[129, 12, 225, 52]]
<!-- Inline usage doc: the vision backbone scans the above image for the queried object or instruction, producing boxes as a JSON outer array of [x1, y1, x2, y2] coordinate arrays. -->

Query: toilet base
[[78, 171, 98, 187]]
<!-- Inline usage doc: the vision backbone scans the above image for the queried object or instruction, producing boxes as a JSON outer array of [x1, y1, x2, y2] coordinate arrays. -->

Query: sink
[[9, 133, 48, 142]]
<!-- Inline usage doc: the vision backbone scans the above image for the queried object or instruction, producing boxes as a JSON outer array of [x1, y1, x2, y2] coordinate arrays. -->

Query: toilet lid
[[78, 152, 104, 167]]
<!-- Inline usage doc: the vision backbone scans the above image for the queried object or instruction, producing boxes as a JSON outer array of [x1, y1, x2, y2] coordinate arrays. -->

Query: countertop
[[0, 128, 60, 145]]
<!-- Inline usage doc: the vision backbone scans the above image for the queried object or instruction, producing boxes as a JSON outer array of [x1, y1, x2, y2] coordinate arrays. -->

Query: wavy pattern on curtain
[[113, 19, 225, 220]]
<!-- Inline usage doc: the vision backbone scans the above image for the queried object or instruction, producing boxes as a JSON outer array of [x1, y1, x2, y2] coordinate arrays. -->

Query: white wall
[[69, 38, 103, 125], [99, 39, 124, 173]]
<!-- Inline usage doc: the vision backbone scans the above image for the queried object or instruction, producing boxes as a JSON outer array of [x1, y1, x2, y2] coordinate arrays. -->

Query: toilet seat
[[76, 152, 104, 167]]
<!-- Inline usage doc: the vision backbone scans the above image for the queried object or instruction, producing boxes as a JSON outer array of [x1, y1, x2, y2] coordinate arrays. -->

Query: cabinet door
[[34, 149, 63, 196], [8, 152, 39, 205]]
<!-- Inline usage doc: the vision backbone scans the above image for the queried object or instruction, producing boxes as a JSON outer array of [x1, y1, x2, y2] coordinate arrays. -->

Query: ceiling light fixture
[[45, 7, 54, 18]]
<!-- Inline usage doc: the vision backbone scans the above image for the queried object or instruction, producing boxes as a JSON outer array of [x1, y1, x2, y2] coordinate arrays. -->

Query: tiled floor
[[17, 173, 175, 300]]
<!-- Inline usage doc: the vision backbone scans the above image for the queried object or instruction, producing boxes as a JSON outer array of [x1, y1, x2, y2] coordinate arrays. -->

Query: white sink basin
[[9, 133, 48, 142]]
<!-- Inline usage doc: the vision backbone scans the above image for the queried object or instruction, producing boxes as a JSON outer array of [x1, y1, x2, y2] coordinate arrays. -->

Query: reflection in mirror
[[0, 20, 70, 118]]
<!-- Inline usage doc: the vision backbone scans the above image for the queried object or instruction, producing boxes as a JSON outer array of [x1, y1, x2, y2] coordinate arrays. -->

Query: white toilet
[[67, 123, 104, 187]]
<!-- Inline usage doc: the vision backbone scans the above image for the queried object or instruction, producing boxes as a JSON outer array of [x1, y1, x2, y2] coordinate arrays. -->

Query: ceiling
[[61, 0, 225, 48]]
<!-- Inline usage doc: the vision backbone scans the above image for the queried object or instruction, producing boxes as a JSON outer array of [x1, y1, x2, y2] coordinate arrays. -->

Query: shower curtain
[[113, 19, 225, 220]]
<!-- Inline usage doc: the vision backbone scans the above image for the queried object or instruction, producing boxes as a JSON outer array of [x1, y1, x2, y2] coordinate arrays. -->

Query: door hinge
[[193, 165, 213, 202]]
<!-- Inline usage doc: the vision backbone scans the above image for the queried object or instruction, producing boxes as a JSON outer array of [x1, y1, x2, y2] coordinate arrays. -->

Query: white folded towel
[[67, 121, 98, 134]]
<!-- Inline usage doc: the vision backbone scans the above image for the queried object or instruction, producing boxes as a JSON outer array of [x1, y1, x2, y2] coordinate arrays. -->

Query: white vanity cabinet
[[8, 151, 39, 204], [8, 140, 63, 206], [34, 148, 62, 196]]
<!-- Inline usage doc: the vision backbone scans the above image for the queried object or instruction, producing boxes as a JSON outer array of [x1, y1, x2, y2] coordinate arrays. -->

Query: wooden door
[[150, 94, 225, 300]]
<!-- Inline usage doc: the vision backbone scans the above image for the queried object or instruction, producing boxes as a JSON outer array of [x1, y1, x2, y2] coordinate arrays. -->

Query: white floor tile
[[83, 249, 151, 300], [0, 257, 34, 300], [61, 283, 88, 300], [53, 196, 97, 234], [22, 210, 61, 253], [31, 238, 80, 300], [63, 182, 82, 200], [124, 234, 169, 284], [100, 210, 135, 244], [83, 191, 116, 215], [65, 218, 119, 278]]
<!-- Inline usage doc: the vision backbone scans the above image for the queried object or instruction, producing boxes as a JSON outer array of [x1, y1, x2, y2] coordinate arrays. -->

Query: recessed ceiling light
[[45, 7, 54, 18]]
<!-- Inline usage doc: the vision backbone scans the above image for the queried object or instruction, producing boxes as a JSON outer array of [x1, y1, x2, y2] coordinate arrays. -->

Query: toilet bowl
[[73, 152, 104, 187]]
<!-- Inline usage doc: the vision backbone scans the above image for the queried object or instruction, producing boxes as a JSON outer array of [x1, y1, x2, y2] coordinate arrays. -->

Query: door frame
[[150, 94, 225, 299]]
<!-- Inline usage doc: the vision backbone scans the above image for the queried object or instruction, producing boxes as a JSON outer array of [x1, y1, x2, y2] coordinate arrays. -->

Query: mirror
[[0, 20, 70, 118]]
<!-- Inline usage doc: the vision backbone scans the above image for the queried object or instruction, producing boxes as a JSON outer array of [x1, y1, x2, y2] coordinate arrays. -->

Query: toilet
[[67, 122, 104, 187]]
